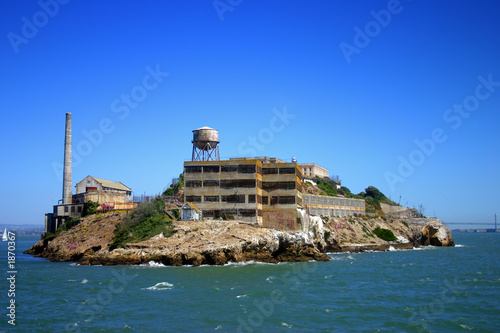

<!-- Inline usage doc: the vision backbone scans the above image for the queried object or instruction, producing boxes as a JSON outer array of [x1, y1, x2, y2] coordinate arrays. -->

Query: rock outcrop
[[25, 211, 454, 266]]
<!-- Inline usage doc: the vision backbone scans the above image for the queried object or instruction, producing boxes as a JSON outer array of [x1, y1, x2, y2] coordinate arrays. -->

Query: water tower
[[192, 126, 220, 161]]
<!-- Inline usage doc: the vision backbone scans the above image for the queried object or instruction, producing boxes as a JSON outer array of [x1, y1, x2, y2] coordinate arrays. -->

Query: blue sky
[[1, 0, 499, 229]]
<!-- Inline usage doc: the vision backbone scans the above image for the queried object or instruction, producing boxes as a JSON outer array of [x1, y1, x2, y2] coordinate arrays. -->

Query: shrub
[[172, 209, 180, 220], [324, 231, 331, 241], [315, 177, 337, 196], [402, 221, 409, 227], [110, 196, 173, 250], [222, 214, 234, 220], [372, 227, 396, 242], [83, 200, 99, 216]]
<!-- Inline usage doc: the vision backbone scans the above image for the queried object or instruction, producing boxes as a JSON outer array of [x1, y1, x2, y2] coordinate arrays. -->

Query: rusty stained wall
[[262, 209, 302, 230]]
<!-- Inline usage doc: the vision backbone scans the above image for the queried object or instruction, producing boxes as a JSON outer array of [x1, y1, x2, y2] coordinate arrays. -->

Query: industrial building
[[183, 126, 365, 230], [74, 176, 133, 207], [45, 114, 135, 233], [299, 163, 329, 179]]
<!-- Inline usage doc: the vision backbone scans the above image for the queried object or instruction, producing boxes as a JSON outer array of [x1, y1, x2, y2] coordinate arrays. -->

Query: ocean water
[[1, 233, 499, 332]]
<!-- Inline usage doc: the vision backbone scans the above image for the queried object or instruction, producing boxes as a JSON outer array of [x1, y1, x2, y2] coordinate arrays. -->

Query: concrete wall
[[299, 163, 329, 179], [304, 194, 365, 217]]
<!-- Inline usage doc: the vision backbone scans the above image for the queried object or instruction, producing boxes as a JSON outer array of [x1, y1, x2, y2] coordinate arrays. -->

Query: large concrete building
[[299, 163, 329, 179], [183, 158, 305, 229]]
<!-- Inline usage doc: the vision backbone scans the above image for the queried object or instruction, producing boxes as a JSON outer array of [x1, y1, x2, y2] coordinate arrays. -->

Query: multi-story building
[[299, 163, 329, 179], [303, 194, 365, 217], [183, 158, 304, 230]]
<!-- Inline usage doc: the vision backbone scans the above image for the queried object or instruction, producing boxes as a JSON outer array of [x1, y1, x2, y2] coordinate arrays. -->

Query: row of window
[[304, 196, 365, 208], [185, 164, 259, 174], [184, 179, 302, 191], [185, 194, 296, 205], [309, 208, 364, 217], [185, 179, 259, 188], [62, 205, 83, 213], [202, 209, 262, 218], [184, 164, 301, 177]]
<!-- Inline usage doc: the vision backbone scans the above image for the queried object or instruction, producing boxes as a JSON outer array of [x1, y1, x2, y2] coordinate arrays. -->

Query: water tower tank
[[192, 126, 219, 150], [191, 126, 220, 161]]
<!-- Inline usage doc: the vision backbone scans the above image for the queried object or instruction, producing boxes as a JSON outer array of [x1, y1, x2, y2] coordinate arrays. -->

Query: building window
[[204, 196, 219, 202], [221, 195, 245, 203], [238, 179, 256, 188], [262, 196, 269, 205], [203, 165, 220, 173], [304, 196, 310, 204], [278, 196, 295, 204], [185, 196, 202, 202], [71, 206, 75, 212], [78, 206, 82, 213], [64, 206, 69, 213], [271, 196, 278, 205], [262, 168, 278, 174], [238, 164, 256, 173], [220, 180, 238, 188], [185, 166, 202, 173], [221, 165, 238, 172], [248, 195, 256, 203], [279, 168, 295, 174], [203, 180, 220, 187], [185, 181, 202, 188]]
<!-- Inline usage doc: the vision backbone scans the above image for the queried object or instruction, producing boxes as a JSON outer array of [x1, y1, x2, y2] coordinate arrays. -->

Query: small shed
[[181, 202, 201, 221]]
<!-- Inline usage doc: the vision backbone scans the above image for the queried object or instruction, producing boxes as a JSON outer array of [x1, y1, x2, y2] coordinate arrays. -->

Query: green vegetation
[[110, 196, 175, 250], [324, 230, 331, 241], [54, 217, 81, 234], [163, 173, 184, 196], [172, 208, 180, 220], [83, 200, 99, 216], [222, 214, 234, 220], [372, 227, 396, 242], [315, 177, 337, 196], [402, 221, 409, 227]]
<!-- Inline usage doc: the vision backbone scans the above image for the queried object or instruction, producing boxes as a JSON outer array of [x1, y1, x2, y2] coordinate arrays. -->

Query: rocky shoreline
[[25, 211, 454, 266]]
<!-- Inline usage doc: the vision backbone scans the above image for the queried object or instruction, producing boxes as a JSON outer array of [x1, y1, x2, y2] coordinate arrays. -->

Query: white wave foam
[[224, 260, 275, 266], [81, 279, 88, 284], [455, 244, 465, 248], [147, 261, 166, 267], [281, 322, 293, 328], [144, 282, 174, 290], [236, 294, 248, 299], [389, 246, 396, 251]]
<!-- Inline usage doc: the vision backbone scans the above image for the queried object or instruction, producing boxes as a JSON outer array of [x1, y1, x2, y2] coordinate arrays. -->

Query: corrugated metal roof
[[91, 177, 131, 191], [184, 202, 200, 211]]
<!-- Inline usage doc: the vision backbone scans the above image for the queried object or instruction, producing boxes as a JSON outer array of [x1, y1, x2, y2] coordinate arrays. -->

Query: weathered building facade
[[74, 176, 132, 205], [299, 163, 329, 179], [183, 158, 305, 229], [303, 194, 365, 217]]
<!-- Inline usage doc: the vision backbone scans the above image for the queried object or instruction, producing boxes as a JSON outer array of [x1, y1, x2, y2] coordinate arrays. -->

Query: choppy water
[[1, 233, 499, 332]]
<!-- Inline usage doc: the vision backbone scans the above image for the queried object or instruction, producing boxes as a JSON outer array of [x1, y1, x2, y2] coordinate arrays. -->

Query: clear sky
[[1, 0, 499, 229]]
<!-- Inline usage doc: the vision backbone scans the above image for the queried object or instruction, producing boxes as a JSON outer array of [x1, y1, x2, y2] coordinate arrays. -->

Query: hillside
[[25, 205, 454, 266]]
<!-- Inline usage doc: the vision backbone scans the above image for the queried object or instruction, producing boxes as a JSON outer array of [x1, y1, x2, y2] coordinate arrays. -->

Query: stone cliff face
[[25, 212, 454, 266]]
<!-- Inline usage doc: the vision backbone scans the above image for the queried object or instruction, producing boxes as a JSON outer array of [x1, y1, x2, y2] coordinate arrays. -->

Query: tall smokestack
[[62, 113, 72, 205]]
